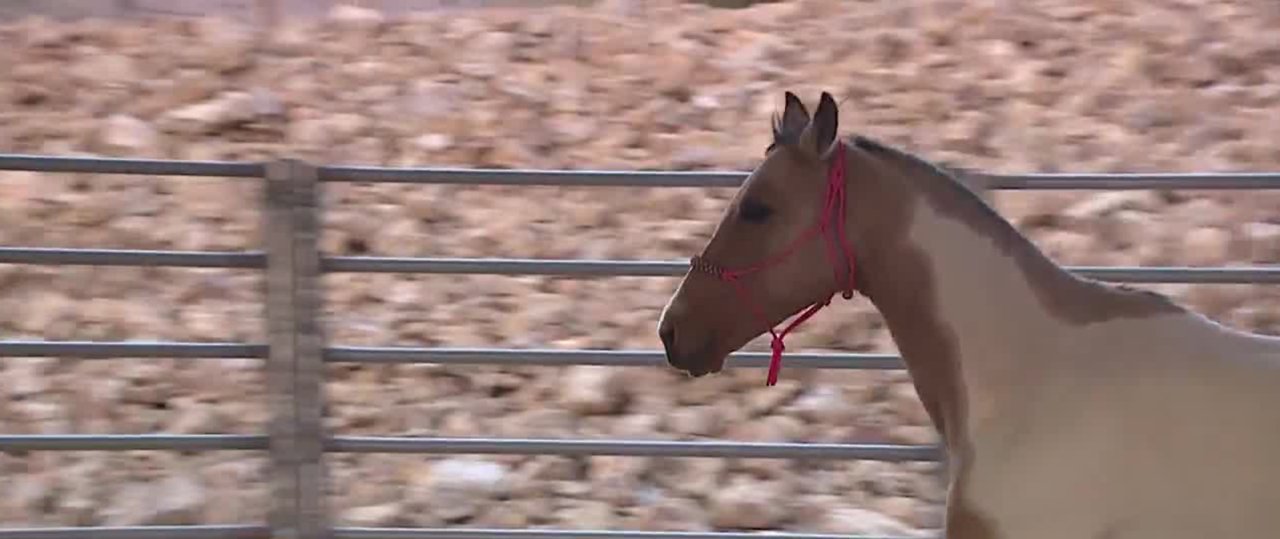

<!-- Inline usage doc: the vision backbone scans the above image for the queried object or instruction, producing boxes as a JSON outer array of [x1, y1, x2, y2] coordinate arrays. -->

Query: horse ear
[[774, 91, 810, 143], [809, 91, 839, 158]]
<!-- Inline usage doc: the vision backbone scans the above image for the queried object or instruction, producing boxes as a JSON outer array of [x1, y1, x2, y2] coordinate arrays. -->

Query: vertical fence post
[[265, 159, 330, 539]]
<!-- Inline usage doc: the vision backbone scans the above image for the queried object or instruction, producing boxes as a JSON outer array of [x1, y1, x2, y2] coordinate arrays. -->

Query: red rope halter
[[688, 143, 857, 386]]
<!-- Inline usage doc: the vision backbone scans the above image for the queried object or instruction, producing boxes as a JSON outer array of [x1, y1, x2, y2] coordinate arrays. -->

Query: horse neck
[[850, 144, 1096, 445], [850, 142, 1188, 446]]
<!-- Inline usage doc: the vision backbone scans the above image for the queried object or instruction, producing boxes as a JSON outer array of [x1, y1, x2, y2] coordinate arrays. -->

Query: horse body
[[956, 323, 1280, 539], [907, 188, 1280, 538], [657, 91, 1280, 539]]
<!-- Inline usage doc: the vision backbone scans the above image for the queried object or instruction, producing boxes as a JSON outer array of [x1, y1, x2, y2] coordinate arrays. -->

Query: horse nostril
[[659, 325, 676, 352]]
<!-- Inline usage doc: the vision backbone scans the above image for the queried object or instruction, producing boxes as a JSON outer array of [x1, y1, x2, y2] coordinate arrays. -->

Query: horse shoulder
[[953, 312, 1280, 539]]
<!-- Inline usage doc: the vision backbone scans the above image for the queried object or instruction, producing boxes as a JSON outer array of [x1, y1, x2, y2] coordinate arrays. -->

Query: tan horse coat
[[860, 138, 1280, 539], [658, 90, 1280, 538]]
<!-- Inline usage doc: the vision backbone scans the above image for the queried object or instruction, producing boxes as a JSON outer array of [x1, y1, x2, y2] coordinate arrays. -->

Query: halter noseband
[[688, 143, 857, 386]]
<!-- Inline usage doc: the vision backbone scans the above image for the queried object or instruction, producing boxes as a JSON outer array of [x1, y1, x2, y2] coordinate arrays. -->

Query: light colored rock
[[1242, 221, 1280, 262], [871, 495, 922, 525], [1037, 230, 1098, 259], [787, 384, 852, 424], [168, 401, 224, 434], [2, 1, 1279, 531], [652, 457, 723, 499], [708, 477, 787, 529], [190, 17, 254, 73], [853, 461, 924, 498], [10, 475, 55, 514], [819, 506, 918, 536], [344, 503, 404, 526], [104, 474, 206, 525], [71, 53, 137, 85], [1064, 191, 1161, 220], [413, 133, 454, 152], [6, 361, 49, 398], [555, 500, 616, 528], [329, 4, 385, 28], [889, 425, 939, 445], [0, 171, 40, 212], [250, 87, 287, 118], [562, 365, 628, 414], [664, 405, 719, 436], [99, 114, 159, 154], [1182, 226, 1232, 266], [631, 495, 709, 531], [161, 91, 258, 134], [1242, 222, 1280, 243], [417, 458, 510, 521], [745, 379, 801, 414]]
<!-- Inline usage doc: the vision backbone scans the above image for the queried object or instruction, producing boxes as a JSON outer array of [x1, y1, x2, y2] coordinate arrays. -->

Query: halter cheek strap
[[689, 144, 857, 386]]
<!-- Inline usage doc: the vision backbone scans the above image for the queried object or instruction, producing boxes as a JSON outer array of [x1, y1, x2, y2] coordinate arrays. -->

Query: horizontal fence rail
[[0, 528, 876, 539], [322, 256, 1280, 283], [327, 436, 940, 461], [324, 346, 904, 369], [322, 256, 690, 276], [0, 434, 932, 463], [6, 153, 1280, 189], [0, 247, 265, 269], [323, 167, 1280, 190], [0, 341, 266, 359], [0, 434, 268, 452], [1071, 266, 1280, 284], [2, 153, 1278, 539], [987, 171, 1280, 190], [331, 529, 890, 539], [6, 250, 1275, 283], [0, 526, 270, 539], [4, 248, 1274, 285], [0, 155, 263, 178], [0, 342, 898, 369], [319, 166, 750, 187]]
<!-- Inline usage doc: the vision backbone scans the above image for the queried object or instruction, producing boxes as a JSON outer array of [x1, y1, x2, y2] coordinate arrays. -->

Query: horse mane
[[848, 133, 1183, 314], [849, 134, 1010, 229], [774, 128, 1140, 307], [849, 132, 1065, 264]]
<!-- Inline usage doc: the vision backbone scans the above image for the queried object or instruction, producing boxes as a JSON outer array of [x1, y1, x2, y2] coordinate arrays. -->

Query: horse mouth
[[668, 340, 726, 378], [682, 364, 718, 378]]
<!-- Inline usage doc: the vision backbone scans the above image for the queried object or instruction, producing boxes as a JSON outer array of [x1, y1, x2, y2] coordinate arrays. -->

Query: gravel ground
[[1, 0, 1278, 534]]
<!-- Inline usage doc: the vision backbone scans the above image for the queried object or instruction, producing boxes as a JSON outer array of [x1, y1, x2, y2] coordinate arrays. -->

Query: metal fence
[[1, 152, 1278, 539], [0, 0, 611, 26]]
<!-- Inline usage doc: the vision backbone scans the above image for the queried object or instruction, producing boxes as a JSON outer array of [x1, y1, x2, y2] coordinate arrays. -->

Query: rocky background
[[2, 0, 1279, 535]]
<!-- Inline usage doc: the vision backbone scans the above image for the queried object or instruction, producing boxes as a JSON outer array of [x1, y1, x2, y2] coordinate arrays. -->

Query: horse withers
[[657, 91, 1280, 539]]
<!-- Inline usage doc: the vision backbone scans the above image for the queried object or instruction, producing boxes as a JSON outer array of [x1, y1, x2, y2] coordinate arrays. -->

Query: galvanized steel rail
[[2, 248, 1277, 283], [326, 436, 941, 461], [0, 154, 263, 178], [323, 346, 905, 369], [331, 529, 885, 539], [6, 153, 1280, 189], [0, 340, 266, 359], [321, 255, 1280, 282], [0, 247, 264, 269], [0, 526, 270, 539], [2, 152, 1278, 539], [0, 434, 268, 452]]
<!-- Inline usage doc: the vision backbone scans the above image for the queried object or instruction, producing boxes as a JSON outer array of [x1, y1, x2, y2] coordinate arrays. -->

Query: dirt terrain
[[1, 0, 1278, 535]]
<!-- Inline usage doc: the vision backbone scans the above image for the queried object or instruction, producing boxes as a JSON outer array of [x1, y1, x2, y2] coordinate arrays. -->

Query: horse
[[657, 91, 1280, 538]]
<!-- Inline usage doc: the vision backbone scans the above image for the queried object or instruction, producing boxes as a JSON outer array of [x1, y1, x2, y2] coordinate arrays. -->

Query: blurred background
[[1, 0, 1278, 536]]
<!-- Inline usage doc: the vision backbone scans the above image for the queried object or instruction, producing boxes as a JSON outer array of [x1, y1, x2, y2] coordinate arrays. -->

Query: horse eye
[[739, 199, 772, 223]]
